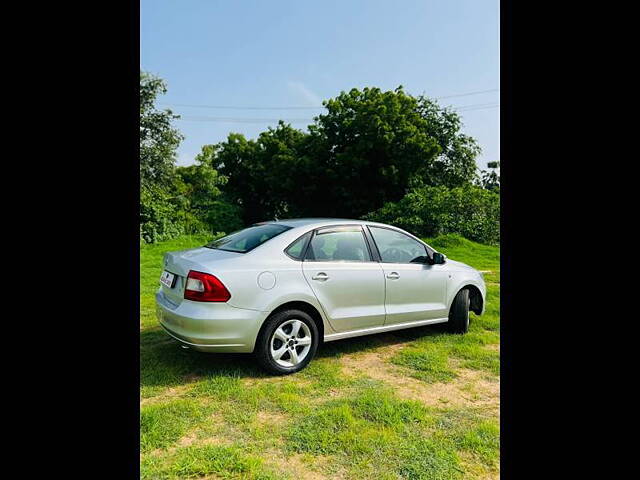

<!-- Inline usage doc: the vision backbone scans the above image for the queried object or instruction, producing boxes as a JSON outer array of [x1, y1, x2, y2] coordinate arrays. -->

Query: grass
[[141, 444, 284, 480], [141, 399, 212, 453], [140, 232, 500, 479], [286, 385, 497, 479], [140, 234, 213, 331]]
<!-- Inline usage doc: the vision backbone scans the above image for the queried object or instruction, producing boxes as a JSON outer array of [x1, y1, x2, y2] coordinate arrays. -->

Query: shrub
[[364, 185, 499, 244], [140, 185, 186, 244], [140, 183, 243, 245], [204, 200, 243, 235]]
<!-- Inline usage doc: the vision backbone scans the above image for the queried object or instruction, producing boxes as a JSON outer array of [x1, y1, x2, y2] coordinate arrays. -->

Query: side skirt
[[323, 317, 449, 342]]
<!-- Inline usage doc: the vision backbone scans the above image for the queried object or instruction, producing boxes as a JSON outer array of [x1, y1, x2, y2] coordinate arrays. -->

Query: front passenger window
[[305, 229, 371, 262], [369, 227, 427, 263]]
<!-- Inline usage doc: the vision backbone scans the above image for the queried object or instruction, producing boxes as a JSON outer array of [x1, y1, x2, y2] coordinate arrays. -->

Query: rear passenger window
[[305, 229, 371, 262], [285, 232, 312, 260]]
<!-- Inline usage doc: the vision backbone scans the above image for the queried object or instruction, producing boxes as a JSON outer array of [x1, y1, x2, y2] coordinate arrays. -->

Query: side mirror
[[432, 252, 446, 264]]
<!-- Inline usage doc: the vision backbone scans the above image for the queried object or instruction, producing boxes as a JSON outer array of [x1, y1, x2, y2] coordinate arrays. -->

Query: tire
[[447, 288, 470, 334], [255, 309, 319, 374]]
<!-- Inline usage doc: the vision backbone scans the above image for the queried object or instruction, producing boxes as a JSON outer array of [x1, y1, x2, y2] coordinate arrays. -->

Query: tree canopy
[[139, 74, 498, 245], [140, 71, 183, 188], [204, 86, 482, 224], [139, 71, 239, 242]]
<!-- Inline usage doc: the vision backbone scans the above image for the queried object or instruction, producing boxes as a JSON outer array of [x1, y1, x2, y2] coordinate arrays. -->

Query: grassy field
[[140, 233, 500, 479]]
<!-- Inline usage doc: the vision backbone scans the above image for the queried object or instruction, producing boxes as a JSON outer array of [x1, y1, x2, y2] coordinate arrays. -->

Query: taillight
[[184, 270, 231, 302]]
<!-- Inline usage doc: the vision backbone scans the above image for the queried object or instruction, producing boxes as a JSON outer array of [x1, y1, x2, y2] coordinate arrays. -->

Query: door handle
[[386, 272, 400, 279], [312, 272, 329, 281]]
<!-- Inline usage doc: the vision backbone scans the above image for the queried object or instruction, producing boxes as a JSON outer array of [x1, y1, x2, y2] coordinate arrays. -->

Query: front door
[[368, 226, 448, 324], [302, 226, 386, 332]]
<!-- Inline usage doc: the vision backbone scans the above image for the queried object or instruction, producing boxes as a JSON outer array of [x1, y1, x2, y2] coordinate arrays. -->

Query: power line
[[454, 102, 500, 111], [175, 103, 500, 124], [436, 88, 499, 99], [165, 103, 322, 111], [161, 88, 499, 111], [177, 116, 311, 123], [459, 105, 500, 112]]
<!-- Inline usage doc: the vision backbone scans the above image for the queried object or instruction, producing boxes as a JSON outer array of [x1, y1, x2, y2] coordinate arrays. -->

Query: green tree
[[413, 95, 481, 188], [300, 87, 442, 218], [478, 161, 500, 192], [203, 87, 483, 223], [302, 87, 482, 218], [207, 122, 307, 224], [139, 71, 242, 242], [140, 71, 185, 242], [140, 71, 183, 188], [175, 158, 242, 234], [140, 183, 183, 243], [365, 184, 500, 244]]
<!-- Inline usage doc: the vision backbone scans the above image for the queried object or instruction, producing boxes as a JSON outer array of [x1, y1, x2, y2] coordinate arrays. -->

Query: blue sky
[[141, 0, 499, 169]]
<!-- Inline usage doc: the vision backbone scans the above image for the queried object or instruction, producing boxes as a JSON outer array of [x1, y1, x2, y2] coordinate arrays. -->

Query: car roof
[[257, 218, 384, 228], [253, 218, 436, 253]]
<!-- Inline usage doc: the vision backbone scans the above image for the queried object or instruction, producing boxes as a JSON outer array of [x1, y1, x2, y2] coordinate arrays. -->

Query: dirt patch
[[196, 435, 231, 447], [176, 416, 234, 450], [177, 432, 198, 447], [262, 450, 339, 480], [140, 384, 194, 407], [140, 375, 204, 407], [149, 431, 231, 457], [283, 454, 334, 480], [340, 347, 499, 412], [255, 410, 287, 427], [458, 451, 500, 480], [242, 375, 314, 388]]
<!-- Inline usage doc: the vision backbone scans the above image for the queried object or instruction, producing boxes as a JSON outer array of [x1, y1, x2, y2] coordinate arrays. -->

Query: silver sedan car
[[156, 219, 486, 374]]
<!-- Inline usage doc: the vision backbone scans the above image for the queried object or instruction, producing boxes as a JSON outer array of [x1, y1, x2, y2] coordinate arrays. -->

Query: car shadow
[[140, 328, 267, 390], [140, 323, 448, 391], [316, 323, 448, 358]]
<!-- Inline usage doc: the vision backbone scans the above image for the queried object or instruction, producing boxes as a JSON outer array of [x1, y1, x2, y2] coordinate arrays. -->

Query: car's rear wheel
[[255, 309, 319, 374], [447, 288, 470, 334]]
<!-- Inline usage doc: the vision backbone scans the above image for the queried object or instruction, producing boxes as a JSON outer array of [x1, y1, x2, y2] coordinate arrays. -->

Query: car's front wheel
[[447, 288, 470, 334], [255, 309, 319, 374]]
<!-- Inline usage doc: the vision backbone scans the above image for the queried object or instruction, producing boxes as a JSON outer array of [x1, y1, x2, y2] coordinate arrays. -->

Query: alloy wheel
[[269, 319, 313, 368]]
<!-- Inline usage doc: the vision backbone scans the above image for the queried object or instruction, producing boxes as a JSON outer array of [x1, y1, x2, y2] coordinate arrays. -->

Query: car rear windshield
[[205, 224, 292, 253]]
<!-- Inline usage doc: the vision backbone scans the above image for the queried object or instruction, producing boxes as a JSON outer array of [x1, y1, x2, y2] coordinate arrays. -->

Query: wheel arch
[[258, 300, 326, 346], [448, 283, 484, 315], [464, 285, 484, 315]]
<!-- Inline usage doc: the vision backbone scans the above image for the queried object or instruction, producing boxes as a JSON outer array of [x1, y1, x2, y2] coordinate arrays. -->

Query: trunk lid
[[160, 247, 242, 305]]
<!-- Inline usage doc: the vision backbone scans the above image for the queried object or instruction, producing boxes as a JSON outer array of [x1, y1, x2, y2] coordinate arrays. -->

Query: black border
[[500, 0, 512, 476], [24, 2, 142, 476], [19, 1, 616, 476]]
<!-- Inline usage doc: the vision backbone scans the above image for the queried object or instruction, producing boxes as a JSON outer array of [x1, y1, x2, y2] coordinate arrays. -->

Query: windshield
[[205, 224, 291, 253]]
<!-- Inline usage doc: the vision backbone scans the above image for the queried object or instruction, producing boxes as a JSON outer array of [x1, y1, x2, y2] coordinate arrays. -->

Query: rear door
[[302, 226, 386, 332], [368, 226, 448, 324]]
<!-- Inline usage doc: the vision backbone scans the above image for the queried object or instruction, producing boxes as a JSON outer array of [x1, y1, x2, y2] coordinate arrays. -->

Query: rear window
[[205, 224, 291, 253], [285, 232, 312, 260]]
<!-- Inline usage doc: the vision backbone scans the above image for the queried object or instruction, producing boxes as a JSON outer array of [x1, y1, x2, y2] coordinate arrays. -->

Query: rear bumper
[[155, 289, 268, 353]]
